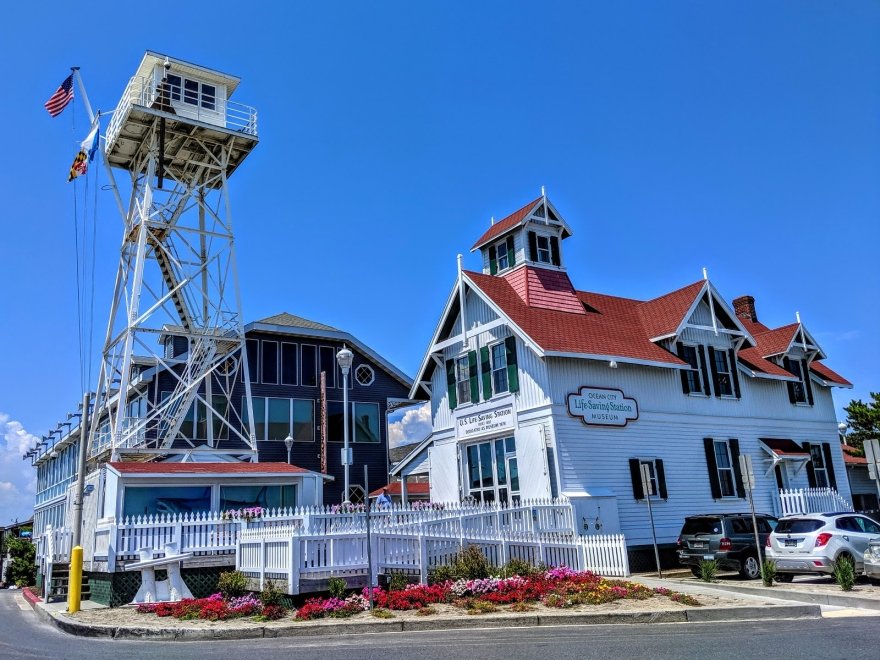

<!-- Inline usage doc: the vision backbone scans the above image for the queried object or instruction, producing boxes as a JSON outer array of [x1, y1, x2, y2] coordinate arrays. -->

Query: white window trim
[[352, 401, 381, 443], [535, 233, 552, 264], [300, 343, 318, 387], [291, 398, 315, 442], [319, 346, 338, 389], [681, 344, 707, 397], [261, 340, 279, 385], [280, 342, 298, 386], [636, 457, 662, 500], [809, 443, 830, 488], [495, 238, 511, 272], [713, 439, 737, 498], [489, 341, 509, 398], [463, 436, 518, 505], [455, 354, 472, 407], [712, 347, 736, 398], [788, 359, 810, 406], [355, 364, 375, 387]]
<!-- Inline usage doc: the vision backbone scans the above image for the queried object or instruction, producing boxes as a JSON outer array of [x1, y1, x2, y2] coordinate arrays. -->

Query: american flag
[[45, 74, 75, 117]]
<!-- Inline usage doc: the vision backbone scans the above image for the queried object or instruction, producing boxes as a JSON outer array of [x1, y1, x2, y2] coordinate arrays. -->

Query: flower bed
[[136, 592, 288, 621]]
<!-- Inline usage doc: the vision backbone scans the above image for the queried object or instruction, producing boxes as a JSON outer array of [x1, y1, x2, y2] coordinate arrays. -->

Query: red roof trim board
[[108, 461, 325, 477], [737, 348, 800, 381], [638, 280, 706, 340], [471, 197, 543, 251], [810, 361, 853, 388]]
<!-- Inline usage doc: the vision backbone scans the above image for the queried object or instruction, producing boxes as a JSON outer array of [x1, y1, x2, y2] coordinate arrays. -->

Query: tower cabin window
[[164, 74, 216, 111]]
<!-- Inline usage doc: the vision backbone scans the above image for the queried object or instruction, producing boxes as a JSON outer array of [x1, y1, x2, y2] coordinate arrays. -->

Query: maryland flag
[[68, 150, 88, 182], [67, 122, 99, 182]]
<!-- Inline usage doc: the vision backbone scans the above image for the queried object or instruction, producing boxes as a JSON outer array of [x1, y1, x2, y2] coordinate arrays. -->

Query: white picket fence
[[82, 499, 576, 570], [236, 526, 629, 594], [776, 487, 853, 517]]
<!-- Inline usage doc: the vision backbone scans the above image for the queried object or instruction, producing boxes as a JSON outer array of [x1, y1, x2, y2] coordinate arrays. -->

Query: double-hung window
[[496, 241, 510, 270], [681, 345, 703, 394], [787, 359, 808, 404], [809, 444, 829, 488], [456, 356, 471, 405], [713, 349, 734, 397], [713, 440, 736, 497], [490, 343, 509, 395], [536, 235, 551, 263]]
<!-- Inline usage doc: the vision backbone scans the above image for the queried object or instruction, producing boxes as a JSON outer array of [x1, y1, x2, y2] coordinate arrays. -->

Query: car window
[[764, 518, 778, 531], [836, 517, 860, 532], [856, 517, 880, 534], [757, 519, 773, 534], [731, 518, 751, 534], [682, 517, 722, 535], [776, 519, 823, 534]]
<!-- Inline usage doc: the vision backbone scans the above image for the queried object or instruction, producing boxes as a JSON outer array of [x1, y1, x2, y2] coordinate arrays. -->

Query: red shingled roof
[[743, 322, 799, 357], [369, 482, 431, 497], [841, 445, 867, 465], [638, 280, 706, 339], [471, 197, 542, 251], [737, 347, 799, 380], [466, 270, 686, 366], [109, 462, 311, 475], [760, 438, 810, 457], [810, 361, 852, 387]]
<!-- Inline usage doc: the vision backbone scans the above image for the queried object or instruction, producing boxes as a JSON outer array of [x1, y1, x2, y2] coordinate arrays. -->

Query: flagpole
[[71, 67, 95, 124]]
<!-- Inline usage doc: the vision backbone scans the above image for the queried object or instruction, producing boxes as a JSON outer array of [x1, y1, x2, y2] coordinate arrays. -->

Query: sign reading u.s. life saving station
[[457, 405, 515, 439], [567, 387, 639, 427]]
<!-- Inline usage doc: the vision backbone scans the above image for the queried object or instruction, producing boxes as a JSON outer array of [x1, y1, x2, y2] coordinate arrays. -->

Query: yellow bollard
[[67, 546, 83, 614]]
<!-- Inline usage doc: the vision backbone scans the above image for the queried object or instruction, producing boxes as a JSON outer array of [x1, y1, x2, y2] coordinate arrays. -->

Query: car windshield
[[682, 517, 722, 535], [775, 519, 824, 534]]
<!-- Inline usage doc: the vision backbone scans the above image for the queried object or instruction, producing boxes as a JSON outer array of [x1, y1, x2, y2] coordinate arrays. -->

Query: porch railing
[[776, 487, 853, 517]]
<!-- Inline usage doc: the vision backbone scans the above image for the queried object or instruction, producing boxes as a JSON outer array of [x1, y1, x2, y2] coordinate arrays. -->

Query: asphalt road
[[2, 591, 879, 660]]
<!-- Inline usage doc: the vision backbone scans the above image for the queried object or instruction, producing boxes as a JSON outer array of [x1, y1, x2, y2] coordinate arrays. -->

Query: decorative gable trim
[[661, 281, 756, 347]]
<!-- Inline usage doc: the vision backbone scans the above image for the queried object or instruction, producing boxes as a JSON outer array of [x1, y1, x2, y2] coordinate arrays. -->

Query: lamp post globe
[[838, 421, 848, 445], [284, 434, 294, 465], [336, 347, 354, 503]]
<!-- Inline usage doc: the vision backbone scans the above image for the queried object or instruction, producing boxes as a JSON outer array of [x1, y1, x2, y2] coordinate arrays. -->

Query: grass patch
[[415, 607, 437, 616], [371, 608, 395, 619]]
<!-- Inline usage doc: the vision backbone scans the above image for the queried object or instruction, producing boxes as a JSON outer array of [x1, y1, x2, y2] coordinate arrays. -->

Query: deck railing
[[776, 487, 853, 517]]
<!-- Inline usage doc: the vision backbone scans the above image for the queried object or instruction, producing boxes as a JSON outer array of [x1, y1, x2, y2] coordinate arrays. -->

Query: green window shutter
[[505, 335, 519, 393], [446, 359, 457, 410], [488, 245, 498, 275], [480, 346, 492, 400], [467, 350, 479, 404], [506, 235, 516, 267]]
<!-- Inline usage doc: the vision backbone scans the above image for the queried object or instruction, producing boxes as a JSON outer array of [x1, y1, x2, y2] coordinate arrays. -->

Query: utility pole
[[68, 391, 90, 613]]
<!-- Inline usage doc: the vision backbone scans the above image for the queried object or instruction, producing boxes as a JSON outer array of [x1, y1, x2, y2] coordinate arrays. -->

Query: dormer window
[[783, 357, 813, 405], [527, 231, 561, 266], [676, 343, 705, 395], [488, 236, 515, 275], [711, 349, 734, 397]]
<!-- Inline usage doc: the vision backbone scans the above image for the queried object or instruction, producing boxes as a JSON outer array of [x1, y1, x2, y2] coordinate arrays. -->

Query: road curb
[[642, 578, 880, 611], [32, 602, 821, 641]]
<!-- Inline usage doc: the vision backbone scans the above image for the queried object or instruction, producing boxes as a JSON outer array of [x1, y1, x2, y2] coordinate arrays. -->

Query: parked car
[[677, 513, 778, 579], [865, 539, 880, 582], [766, 512, 880, 580]]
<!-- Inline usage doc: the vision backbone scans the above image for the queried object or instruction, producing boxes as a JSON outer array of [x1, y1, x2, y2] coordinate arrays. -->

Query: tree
[[843, 392, 880, 453], [6, 536, 36, 587]]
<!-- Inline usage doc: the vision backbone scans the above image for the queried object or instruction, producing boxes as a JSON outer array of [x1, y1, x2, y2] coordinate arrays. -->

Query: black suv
[[677, 513, 778, 579]]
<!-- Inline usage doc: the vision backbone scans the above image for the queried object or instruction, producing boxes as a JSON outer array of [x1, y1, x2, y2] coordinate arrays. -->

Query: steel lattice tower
[[89, 53, 259, 461]]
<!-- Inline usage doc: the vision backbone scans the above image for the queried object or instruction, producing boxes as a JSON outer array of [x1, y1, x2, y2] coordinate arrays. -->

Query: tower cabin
[[104, 51, 258, 184], [471, 194, 583, 315]]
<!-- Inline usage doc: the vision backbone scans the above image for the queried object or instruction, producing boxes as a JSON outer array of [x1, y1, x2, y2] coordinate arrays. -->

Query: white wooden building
[[402, 193, 854, 565]]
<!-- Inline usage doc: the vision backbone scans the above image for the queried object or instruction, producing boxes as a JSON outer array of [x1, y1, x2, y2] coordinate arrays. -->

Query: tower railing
[[105, 75, 258, 152]]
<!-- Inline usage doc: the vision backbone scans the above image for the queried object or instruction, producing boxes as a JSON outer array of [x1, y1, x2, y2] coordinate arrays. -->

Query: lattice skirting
[[626, 544, 679, 573], [87, 566, 230, 607]]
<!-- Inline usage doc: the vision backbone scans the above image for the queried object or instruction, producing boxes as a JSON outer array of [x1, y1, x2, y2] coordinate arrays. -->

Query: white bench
[[124, 542, 194, 604]]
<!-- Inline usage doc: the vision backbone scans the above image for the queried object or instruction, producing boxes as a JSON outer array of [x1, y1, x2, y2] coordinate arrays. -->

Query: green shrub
[[327, 576, 347, 599], [217, 570, 248, 599], [388, 572, 409, 592], [499, 558, 542, 578], [467, 600, 498, 615], [699, 559, 718, 583], [6, 537, 35, 587], [260, 579, 285, 607], [832, 555, 856, 591], [453, 545, 492, 580], [371, 608, 395, 619], [761, 560, 777, 587], [415, 606, 437, 616], [428, 565, 455, 585]]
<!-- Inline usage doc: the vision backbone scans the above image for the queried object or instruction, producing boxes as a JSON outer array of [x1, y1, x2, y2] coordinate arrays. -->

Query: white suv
[[766, 512, 880, 580]]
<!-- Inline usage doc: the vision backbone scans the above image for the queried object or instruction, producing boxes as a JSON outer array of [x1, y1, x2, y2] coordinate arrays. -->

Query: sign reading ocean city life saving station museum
[[457, 405, 515, 439], [567, 387, 639, 427]]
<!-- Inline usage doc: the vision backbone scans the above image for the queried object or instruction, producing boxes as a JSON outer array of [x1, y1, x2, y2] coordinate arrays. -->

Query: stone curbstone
[[538, 611, 687, 626], [685, 604, 821, 622], [402, 614, 539, 631]]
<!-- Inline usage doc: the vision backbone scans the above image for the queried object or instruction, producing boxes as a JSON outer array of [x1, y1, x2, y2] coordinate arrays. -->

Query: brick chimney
[[733, 295, 758, 323]]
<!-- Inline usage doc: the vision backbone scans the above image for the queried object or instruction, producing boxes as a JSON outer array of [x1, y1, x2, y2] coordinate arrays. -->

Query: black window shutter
[[676, 342, 691, 394], [804, 442, 817, 487], [467, 350, 479, 404], [480, 346, 491, 401], [708, 347, 721, 397], [549, 235, 561, 266], [802, 359, 814, 406], [629, 459, 645, 500], [703, 438, 722, 499], [528, 231, 538, 262], [822, 442, 837, 490], [699, 346, 712, 396], [728, 348, 741, 399], [729, 439, 746, 498], [506, 235, 516, 267], [505, 336, 519, 393], [655, 459, 668, 500], [488, 245, 498, 275], [446, 359, 457, 410], [783, 357, 797, 404]]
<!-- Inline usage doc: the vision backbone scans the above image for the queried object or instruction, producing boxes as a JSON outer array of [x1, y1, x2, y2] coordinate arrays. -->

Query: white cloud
[[388, 403, 432, 447], [0, 412, 40, 524]]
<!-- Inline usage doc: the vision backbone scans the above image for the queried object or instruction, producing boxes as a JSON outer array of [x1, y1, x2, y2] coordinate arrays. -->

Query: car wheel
[[775, 573, 794, 583], [690, 566, 702, 578], [739, 555, 761, 580]]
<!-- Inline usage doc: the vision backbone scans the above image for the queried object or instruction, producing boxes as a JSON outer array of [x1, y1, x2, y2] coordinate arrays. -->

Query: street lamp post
[[336, 346, 354, 503], [284, 434, 294, 465], [838, 421, 848, 446]]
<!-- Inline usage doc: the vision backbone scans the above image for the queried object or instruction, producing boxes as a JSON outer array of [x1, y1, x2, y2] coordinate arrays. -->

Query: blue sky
[[1, 1, 878, 522]]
